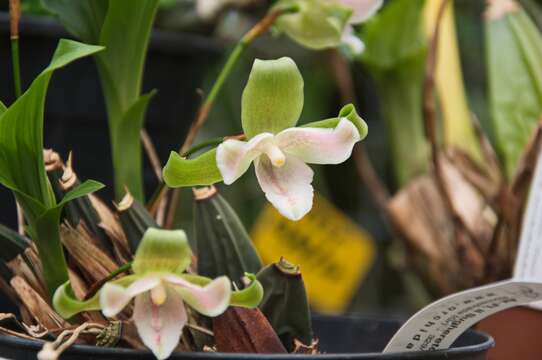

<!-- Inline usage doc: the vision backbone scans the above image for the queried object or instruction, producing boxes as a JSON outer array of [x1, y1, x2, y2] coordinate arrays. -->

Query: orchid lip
[[151, 283, 168, 306], [264, 144, 286, 167]]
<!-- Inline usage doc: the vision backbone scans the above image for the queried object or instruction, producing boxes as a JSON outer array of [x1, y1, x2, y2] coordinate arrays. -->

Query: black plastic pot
[[0, 315, 493, 359]]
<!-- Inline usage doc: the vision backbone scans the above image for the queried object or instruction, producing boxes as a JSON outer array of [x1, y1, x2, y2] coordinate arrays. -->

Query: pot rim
[[0, 315, 494, 359]]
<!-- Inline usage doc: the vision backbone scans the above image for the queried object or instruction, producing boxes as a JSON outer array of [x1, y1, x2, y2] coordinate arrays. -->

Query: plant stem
[[178, 8, 291, 155], [163, 7, 294, 229], [9, 0, 24, 235], [9, 0, 21, 98], [83, 262, 132, 300]]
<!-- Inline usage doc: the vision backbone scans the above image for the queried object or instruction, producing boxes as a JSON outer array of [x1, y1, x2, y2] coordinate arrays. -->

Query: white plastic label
[[513, 145, 542, 311], [384, 279, 542, 353]]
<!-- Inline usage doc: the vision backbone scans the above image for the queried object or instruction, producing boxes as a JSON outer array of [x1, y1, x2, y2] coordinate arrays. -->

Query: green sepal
[[302, 104, 368, 140], [53, 282, 101, 319], [0, 101, 6, 114], [132, 228, 192, 275], [180, 273, 264, 309], [163, 149, 223, 188], [53, 275, 138, 319], [242, 57, 304, 138], [273, 0, 352, 50], [230, 273, 264, 309], [194, 187, 262, 283]]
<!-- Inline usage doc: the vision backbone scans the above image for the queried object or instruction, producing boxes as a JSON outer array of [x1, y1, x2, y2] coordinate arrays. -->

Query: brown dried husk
[[387, 122, 542, 296]]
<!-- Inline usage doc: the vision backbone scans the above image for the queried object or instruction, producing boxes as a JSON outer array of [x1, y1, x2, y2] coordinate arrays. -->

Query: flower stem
[[9, 0, 21, 98], [178, 7, 293, 155], [83, 261, 133, 300], [163, 7, 296, 229]]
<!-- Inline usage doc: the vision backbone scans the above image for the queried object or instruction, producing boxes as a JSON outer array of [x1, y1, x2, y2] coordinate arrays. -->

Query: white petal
[[134, 290, 187, 360], [341, 26, 366, 55], [216, 133, 274, 185], [164, 275, 231, 317], [276, 118, 361, 165], [255, 155, 314, 221], [340, 0, 383, 23], [100, 276, 161, 318]]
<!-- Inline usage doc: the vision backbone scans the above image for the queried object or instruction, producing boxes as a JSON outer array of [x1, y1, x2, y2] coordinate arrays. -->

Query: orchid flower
[[53, 228, 263, 360], [339, 0, 383, 53], [196, 0, 254, 21], [274, 0, 383, 54], [163, 57, 368, 221]]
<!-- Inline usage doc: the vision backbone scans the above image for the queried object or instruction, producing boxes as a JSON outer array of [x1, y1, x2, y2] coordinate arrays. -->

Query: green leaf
[[0, 224, 30, 263], [111, 90, 156, 200], [257, 260, 312, 350], [360, 0, 429, 186], [163, 149, 223, 188], [194, 188, 263, 282], [43, 0, 160, 201], [302, 104, 368, 140], [0, 40, 104, 214], [41, 0, 108, 44], [97, 0, 159, 201], [35, 180, 104, 293], [0, 39, 104, 295], [132, 228, 193, 275], [242, 57, 304, 138], [59, 180, 105, 206], [486, 6, 542, 177], [274, 0, 352, 50], [0, 101, 6, 115]]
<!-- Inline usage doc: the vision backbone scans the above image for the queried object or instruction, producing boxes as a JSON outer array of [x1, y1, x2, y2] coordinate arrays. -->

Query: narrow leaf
[[0, 39, 104, 295], [110, 90, 156, 201], [41, 0, 108, 43], [486, 4, 542, 177], [0, 224, 30, 262], [194, 186, 262, 283], [361, 0, 429, 186]]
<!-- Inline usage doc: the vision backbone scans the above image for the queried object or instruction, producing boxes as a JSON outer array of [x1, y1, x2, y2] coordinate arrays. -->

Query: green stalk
[[178, 6, 297, 154], [11, 39, 21, 98], [165, 6, 298, 228], [9, 0, 21, 98]]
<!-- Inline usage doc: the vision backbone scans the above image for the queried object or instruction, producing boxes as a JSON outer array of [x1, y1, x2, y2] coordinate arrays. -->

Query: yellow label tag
[[252, 194, 376, 313]]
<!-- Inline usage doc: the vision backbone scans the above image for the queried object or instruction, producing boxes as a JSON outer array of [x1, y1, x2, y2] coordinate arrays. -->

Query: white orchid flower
[[274, 0, 382, 54], [100, 273, 230, 359], [216, 57, 366, 221], [196, 0, 253, 21], [339, 0, 383, 54], [53, 228, 263, 360], [162, 57, 367, 221], [216, 118, 361, 220]]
